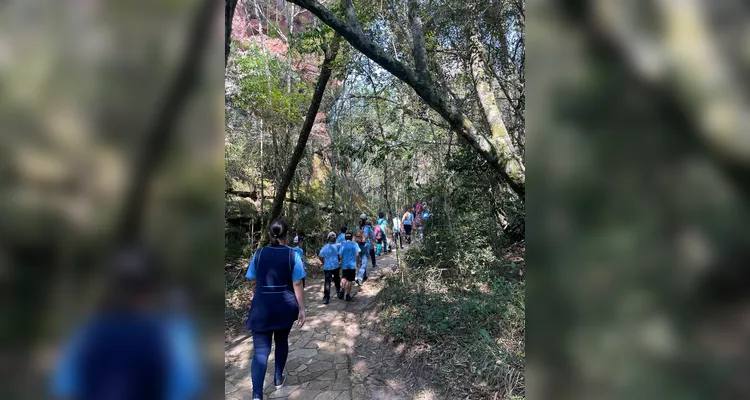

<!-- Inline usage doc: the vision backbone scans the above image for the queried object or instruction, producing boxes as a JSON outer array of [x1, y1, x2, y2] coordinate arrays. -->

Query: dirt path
[[225, 246, 432, 400]]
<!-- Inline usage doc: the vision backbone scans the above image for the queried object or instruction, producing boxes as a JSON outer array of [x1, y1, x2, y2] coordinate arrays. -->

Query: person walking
[[51, 247, 202, 400], [374, 212, 385, 256], [318, 232, 341, 304], [376, 212, 388, 255], [337, 232, 361, 301], [402, 207, 414, 244], [392, 211, 402, 249], [366, 219, 377, 267], [354, 215, 371, 284], [357, 219, 376, 286], [336, 226, 347, 244], [292, 236, 306, 288], [244, 219, 306, 400]]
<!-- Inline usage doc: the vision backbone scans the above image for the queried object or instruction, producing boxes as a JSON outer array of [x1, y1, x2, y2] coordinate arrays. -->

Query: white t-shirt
[[392, 216, 402, 232]]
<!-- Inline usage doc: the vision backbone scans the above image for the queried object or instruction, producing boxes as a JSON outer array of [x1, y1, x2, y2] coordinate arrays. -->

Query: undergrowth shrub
[[378, 240, 526, 398]]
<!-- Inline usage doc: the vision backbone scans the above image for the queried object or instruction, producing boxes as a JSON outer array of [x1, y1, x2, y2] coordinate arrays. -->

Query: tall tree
[[268, 34, 342, 225], [225, 0, 239, 65], [468, 24, 524, 176], [285, 0, 525, 199]]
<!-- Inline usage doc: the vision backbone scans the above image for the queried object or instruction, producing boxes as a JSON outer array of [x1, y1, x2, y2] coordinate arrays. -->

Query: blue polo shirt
[[338, 241, 361, 270], [318, 243, 340, 271]]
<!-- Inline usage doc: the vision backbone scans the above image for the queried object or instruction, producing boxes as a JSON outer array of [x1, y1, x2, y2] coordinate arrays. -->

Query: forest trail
[[225, 244, 433, 400]]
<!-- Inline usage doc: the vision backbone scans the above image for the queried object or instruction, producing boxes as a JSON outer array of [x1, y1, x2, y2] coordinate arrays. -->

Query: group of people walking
[[242, 202, 431, 399]]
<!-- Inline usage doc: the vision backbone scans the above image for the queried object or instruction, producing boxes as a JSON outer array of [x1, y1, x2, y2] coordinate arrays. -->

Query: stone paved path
[[225, 248, 404, 400]]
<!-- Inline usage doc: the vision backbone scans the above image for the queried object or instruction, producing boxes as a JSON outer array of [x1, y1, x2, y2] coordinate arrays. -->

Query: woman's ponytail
[[268, 218, 288, 246]]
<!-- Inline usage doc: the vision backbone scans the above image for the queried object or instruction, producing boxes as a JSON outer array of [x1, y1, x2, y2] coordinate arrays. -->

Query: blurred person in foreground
[[244, 219, 306, 400], [50, 247, 202, 400]]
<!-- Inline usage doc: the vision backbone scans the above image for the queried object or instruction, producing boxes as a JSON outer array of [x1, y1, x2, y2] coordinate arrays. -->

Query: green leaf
[[479, 328, 492, 342]]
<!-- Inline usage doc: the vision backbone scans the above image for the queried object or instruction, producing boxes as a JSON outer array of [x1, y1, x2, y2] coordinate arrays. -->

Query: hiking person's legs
[[358, 247, 369, 282], [251, 330, 273, 398], [332, 268, 341, 293], [272, 329, 291, 383], [324, 270, 333, 299], [341, 268, 355, 297], [324, 269, 341, 299]]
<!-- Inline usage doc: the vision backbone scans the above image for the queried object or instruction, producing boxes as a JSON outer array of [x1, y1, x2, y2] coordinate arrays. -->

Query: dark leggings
[[369, 246, 377, 267], [404, 224, 412, 243], [324, 269, 341, 298], [251, 328, 291, 398], [393, 232, 402, 248]]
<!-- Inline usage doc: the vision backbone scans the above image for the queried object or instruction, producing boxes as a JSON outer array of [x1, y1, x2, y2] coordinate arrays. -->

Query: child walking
[[337, 232, 361, 301], [336, 226, 347, 244], [292, 236, 306, 288], [318, 232, 341, 304]]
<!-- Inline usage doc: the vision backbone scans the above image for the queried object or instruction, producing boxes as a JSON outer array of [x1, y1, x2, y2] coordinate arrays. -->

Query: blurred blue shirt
[[51, 312, 202, 400]]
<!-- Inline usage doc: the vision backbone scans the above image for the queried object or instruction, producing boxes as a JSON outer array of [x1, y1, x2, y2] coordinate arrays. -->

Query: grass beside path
[[373, 242, 526, 399]]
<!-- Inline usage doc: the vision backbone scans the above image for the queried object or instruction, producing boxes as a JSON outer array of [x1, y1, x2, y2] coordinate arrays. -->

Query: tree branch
[[347, 94, 450, 129], [285, 0, 525, 199]]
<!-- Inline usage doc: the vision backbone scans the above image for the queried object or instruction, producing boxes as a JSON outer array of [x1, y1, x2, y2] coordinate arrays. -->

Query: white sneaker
[[274, 374, 285, 389]]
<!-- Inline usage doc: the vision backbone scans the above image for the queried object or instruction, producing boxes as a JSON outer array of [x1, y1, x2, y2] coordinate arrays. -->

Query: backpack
[[415, 214, 423, 226], [374, 224, 383, 240]]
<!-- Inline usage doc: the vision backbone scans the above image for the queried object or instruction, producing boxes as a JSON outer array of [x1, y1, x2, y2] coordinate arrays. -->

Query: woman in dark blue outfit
[[245, 219, 306, 400]]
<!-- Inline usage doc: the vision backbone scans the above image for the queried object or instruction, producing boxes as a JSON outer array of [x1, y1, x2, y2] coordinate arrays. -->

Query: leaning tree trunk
[[285, 0, 525, 199], [468, 25, 525, 180], [225, 0, 239, 66], [267, 34, 342, 227]]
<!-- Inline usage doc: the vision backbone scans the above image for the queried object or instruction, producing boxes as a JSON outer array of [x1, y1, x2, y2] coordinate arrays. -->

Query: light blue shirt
[[246, 246, 306, 282], [293, 246, 306, 270], [336, 233, 346, 244], [318, 243, 340, 271], [404, 212, 413, 225], [338, 241, 361, 270]]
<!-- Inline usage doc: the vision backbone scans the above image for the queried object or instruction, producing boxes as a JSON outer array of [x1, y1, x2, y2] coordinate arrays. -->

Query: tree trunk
[[267, 34, 342, 226], [285, 0, 525, 199], [225, 0, 239, 65], [468, 27, 525, 178], [116, 0, 218, 244], [259, 118, 265, 231]]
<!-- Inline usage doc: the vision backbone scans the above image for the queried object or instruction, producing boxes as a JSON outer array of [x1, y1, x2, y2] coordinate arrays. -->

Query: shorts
[[341, 268, 356, 281]]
